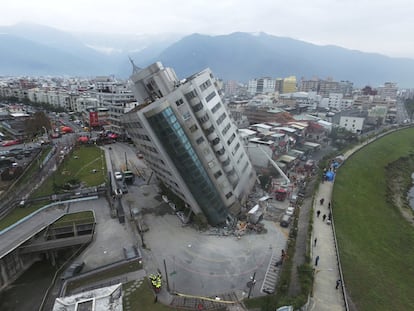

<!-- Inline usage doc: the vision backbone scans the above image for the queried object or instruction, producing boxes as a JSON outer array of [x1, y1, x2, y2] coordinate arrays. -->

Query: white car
[[114, 171, 123, 180]]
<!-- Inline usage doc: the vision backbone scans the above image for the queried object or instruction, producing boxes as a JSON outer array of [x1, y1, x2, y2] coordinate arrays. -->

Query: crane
[[247, 143, 291, 185]]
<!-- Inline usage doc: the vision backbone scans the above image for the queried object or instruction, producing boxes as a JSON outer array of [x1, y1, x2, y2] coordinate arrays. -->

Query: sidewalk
[[309, 180, 346, 311]]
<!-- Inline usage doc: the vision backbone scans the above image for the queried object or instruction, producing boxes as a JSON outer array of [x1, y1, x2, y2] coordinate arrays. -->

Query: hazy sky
[[2, 0, 414, 58]]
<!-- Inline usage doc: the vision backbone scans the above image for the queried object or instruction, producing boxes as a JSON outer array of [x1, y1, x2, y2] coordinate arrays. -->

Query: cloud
[[1, 0, 413, 58]]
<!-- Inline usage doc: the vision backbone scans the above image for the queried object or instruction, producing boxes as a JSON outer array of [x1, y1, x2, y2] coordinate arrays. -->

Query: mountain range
[[1, 23, 414, 87]]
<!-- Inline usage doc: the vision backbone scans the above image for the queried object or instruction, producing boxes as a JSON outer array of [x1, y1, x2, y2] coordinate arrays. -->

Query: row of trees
[[404, 98, 414, 121]]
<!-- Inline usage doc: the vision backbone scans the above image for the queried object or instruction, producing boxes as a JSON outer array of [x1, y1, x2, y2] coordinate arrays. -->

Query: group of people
[[316, 198, 332, 223], [149, 272, 162, 292], [315, 196, 341, 290]]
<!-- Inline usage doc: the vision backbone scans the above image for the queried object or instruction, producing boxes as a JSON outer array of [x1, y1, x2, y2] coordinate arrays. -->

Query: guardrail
[[0, 196, 98, 236]]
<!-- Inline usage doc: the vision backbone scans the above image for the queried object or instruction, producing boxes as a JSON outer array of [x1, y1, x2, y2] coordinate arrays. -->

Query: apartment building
[[247, 77, 276, 95], [282, 76, 297, 93], [123, 62, 256, 226]]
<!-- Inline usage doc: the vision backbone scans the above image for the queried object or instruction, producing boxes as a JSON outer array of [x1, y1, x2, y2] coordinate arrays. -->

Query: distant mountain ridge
[[1, 23, 414, 87], [155, 32, 414, 87]]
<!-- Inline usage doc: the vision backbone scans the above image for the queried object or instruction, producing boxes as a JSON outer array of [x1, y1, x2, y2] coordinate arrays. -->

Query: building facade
[[123, 62, 256, 226]]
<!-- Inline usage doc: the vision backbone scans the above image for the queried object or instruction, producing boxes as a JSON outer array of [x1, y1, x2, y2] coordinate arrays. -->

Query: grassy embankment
[[33, 144, 106, 198], [333, 127, 414, 311]]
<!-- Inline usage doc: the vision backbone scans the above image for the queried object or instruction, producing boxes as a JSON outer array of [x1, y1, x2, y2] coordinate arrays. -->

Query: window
[[233, 142, 240, 154], [199, 79, 212, 91], [216, 147, 225, 155], [205, 125, 215, 135], [227, 133, 236, 146], [217, 113, 226, 125], [196, 137, 205, 144], [211, 102, 222, 114], [193, 102, 203, 112], [225, 192, 233, 199], [189, 124, 198, 133], [182, 112, 191, 121], [222, 123, 231, 135], [205, 91, 216, 102], [175, 98, 184, 106], [212, 137, 220, 145], [199, 114, 210, 123], [214, 170, 222, 179], [184, 90, 197, 101]]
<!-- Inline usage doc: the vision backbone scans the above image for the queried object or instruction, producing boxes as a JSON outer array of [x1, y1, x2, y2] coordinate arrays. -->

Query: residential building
[[318, 79, 340, 97], [339, 116, 365, 133], [300, 79, 319, 92], [247, 77, 276, 95], [282, 76, 297, 93], [377, 82, 398, 100], [123, 62, 256, 226]]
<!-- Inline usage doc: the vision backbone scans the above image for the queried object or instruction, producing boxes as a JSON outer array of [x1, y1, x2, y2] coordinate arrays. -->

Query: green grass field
[[33, 145, 107, 198], [333, 128, 414, 311], [123, 279, 175, 311]]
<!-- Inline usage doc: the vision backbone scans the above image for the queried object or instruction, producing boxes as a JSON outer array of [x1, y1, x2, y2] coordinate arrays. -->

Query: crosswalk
[[170, 291, 241, 310], [260, 249, 282, 294]]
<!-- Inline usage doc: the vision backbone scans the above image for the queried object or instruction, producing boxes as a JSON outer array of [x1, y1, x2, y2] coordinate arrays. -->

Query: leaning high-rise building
[[123, 62, 256, 226]]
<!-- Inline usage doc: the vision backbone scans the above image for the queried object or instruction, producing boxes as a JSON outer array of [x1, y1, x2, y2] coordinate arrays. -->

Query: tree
[[25, 111, 52, 138], [405, 98, 414, 121]]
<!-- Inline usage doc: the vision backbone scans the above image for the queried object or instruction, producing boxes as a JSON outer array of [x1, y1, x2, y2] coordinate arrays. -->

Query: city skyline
[[1, 0, 414, 59]]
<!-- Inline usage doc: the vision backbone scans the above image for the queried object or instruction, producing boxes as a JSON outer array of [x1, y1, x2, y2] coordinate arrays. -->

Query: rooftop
[[53, 283, 123, 311]]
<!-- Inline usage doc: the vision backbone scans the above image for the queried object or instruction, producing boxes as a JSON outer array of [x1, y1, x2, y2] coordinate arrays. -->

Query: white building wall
[[339, 116, 364, 133]]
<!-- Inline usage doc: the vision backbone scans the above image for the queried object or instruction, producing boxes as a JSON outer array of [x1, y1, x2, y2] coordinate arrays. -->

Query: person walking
[[314, 238, 317, 247], [322, 214, 327, 221], [316, 210, 321, 217], [315, 255, 320, 266], [320, 198, 325, 205], [336, 279, 342, 289]]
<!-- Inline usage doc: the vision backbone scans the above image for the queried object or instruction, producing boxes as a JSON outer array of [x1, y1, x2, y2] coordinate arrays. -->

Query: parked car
[[280, 214, 291, 228], [276, 306, 293, 311], [285, 206, 295, 216], [61, 262, 84, 279], [1, 139, 20, 147], [114, 171, 123, 180]]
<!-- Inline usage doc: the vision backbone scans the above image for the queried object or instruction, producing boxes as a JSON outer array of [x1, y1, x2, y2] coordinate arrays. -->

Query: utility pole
[[163, 259, 170, 292], [247, 271, 256, 299], [125, 152, 128, 170]]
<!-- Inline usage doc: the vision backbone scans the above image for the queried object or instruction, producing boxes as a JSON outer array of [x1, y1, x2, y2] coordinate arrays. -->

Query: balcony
[[212, 142, 224, 152], [195, 109, 206, 119], [223, 163, 233, 173], [202, 120, 213, 130], [207, 132, 218, 142], [228, 172, 239, 185], [217, 153, 227, 162]]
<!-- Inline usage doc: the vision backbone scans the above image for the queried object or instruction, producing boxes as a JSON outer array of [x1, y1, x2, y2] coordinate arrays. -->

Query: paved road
[[142, 213, 288, 299]]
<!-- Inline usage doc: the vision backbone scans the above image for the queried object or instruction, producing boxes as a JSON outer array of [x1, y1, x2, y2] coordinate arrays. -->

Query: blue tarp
[[325, 171, 335, 181]]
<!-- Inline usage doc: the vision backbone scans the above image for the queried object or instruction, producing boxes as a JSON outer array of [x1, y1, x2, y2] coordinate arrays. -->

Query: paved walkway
[[309, 180, 345, 311]]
